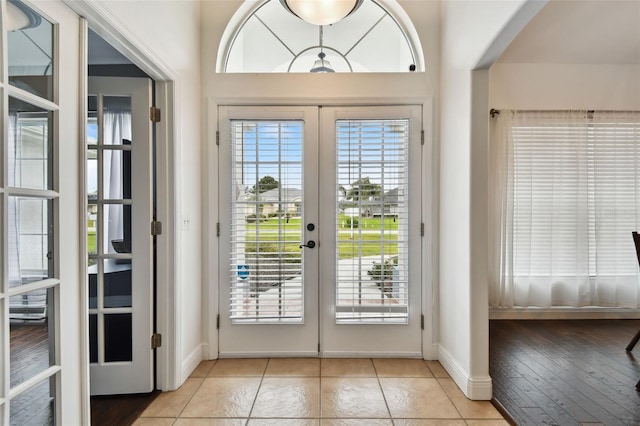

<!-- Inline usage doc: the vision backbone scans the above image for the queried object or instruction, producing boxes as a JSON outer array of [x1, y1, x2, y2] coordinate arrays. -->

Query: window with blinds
[[229, 120, 304, 322], [511, 111, 640, 289], [335, 119, 410, 323]]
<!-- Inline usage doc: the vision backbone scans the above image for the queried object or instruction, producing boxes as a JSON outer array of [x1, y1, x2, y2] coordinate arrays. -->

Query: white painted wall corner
[[438, 345, 492, 400], [182, 344, 204, 382]]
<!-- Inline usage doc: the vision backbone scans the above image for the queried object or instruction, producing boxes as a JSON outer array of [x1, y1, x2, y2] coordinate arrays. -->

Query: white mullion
[[6, 278, 59, 297], [7, 365, 61, 400], [5, 187, 59, 199], [92, 144, 132, 152], [96, 93, 105, 365], [5, 87, 59, 114], [0, 0, 8, 417], [100, 307, 134, 315], [0, 91, 5, 190]]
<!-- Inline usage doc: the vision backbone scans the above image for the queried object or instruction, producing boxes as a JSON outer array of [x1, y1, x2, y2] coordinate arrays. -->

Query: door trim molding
[[64, 0, 180, 413], [210, 102, 434, 359]]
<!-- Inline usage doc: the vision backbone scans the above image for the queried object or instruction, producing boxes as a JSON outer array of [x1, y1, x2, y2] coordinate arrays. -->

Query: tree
[[344, 177, 382, 202], [250, 175, 279, 194]]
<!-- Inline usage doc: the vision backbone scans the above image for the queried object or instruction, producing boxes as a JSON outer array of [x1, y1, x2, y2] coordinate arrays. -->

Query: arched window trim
[[216, 0, 425, 74]]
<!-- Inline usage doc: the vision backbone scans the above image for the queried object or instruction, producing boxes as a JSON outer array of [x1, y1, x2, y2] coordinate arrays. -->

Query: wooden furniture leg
[[626, 329, 640, 352]]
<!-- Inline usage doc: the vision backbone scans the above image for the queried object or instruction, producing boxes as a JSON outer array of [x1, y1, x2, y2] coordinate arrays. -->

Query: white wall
[[82, 0, 204, 386], [438, 0, 541, 399], [490, 63, 640, 110]]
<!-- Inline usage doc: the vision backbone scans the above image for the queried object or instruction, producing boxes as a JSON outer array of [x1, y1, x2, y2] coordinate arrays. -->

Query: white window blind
[[496, 111, 640, 308], [229, 120, 304, 322], [335, 119, 410, 322]]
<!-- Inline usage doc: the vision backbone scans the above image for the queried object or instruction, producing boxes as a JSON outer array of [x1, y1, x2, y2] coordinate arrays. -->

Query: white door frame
[[62, 0, 179, 422], [209, 98, 434, 360]]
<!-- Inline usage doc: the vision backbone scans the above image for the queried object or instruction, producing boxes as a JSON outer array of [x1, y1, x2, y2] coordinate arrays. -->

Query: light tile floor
[[134, 358, 508, 426]]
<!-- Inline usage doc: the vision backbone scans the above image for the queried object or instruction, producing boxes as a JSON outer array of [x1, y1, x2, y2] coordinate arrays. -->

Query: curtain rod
[[490, 109, 640, 117]]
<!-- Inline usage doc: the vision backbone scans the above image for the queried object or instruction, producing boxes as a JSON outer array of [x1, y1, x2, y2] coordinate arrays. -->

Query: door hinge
[[421, 314, 425, 330], [318, 343, 320, 353], [151, 333, 162, 349], [216, 314, 220, 330], [421, 130, 425, 146], [420, 223, 424, 237], [216, 130, 220, 146], [151, 221, 163, 236], [216, 222, 220, 237], [150, 107, 161, 123]]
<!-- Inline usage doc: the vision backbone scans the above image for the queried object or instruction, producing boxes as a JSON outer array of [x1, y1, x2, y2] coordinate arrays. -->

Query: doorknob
[[300, 240, 316, 249]]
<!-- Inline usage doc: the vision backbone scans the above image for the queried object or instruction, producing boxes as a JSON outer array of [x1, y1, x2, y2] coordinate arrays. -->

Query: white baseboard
[[182, 344, 204, 383], [438, 345, 492, 400], [202, 343, 216, 360], [490, 307, 640, 320], [423, 343, 439, 360]]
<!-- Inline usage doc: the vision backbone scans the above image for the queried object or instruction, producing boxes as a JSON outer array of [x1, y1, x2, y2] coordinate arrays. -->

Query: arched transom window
[[221, 0, 422, 73]]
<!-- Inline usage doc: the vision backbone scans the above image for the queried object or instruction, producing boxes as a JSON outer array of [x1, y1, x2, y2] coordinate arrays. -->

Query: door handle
[[300, 240, 316, 249]]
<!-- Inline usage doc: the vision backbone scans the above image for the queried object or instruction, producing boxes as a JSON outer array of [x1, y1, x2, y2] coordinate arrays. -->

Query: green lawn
[[87, 215, 399, 261], [88, 231, 96, 254], [243, 217, 398, 260], [339, 215, 399, 231], [246, 216, 399, 230]]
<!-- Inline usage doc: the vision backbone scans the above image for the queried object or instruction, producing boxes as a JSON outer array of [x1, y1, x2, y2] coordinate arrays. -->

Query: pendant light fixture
[[280, 0, 364, 26], [310, 26, 334, 73], [7, 0, 41, 31]]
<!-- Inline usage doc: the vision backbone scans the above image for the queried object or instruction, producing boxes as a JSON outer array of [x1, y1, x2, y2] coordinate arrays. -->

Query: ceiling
[[497, 0, 640, 64]]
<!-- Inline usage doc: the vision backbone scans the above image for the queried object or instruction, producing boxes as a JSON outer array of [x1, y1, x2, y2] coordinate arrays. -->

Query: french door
[[87, 77, 154, 395], [218, 105, 422, 357]]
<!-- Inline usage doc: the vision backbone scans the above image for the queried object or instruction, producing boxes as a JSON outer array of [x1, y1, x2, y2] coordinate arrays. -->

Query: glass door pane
[[7, 0, 54, 101], [230, 120, 304, 322], [88, 93, 134, 364], [335, 119, 410, 322]]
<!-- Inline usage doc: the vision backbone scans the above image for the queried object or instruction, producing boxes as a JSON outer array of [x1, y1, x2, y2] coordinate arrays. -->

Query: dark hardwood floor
[[91, 391, 159, 426], [490, 319, 640, 426], [10, 322, 54, 426], [10, 321, 158, 426]]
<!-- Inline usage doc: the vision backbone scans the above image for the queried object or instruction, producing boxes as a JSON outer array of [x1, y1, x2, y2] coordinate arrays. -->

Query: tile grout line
[[245, 358, 270, 422], [174, 368, 210, 421], [319, 358, 323, 423], [435, 376, 466, 421], [371, 358, 395, 424]]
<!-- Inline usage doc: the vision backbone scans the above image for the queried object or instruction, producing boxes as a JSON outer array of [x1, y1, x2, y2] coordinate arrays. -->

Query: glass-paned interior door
[[319, 106, 423, 356], [1, 0, 64, 423], [218, 106, 319, 356], [87, 77, 153, 395]]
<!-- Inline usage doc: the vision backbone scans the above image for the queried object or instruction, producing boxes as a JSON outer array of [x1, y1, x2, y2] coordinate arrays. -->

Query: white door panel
[[319, 106, 423, 356], [88, 77, 153, 395], [218, 106, 319, 356]]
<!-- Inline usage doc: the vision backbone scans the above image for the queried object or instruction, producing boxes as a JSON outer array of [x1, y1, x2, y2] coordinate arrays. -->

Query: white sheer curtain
[[489, 110, 640, 308], [103, 105, 131, 254]]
